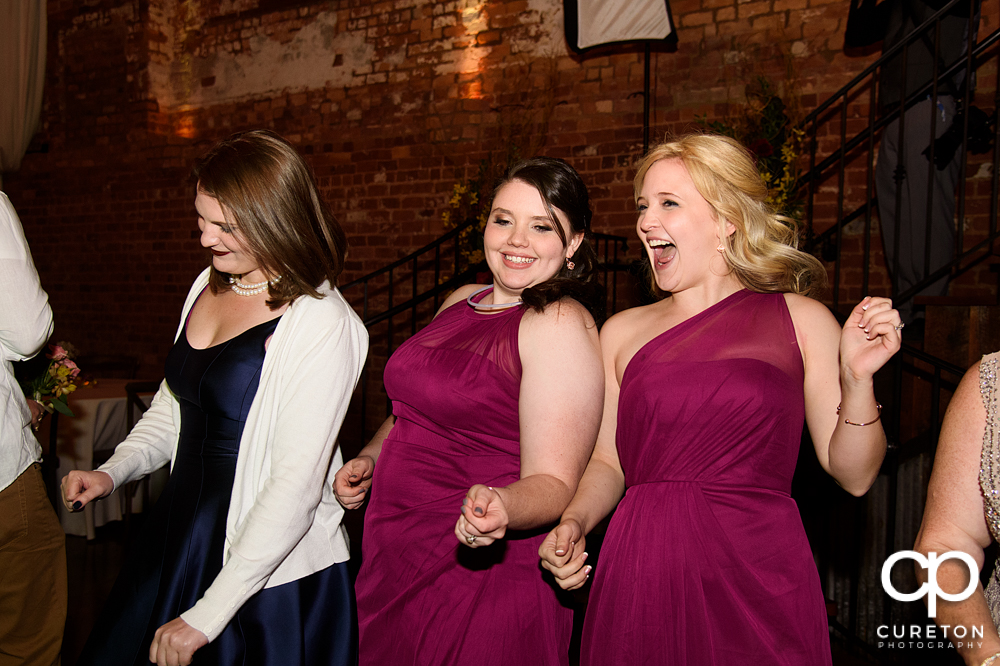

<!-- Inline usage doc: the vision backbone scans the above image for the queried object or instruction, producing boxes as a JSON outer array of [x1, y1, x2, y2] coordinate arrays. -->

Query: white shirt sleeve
[[0, 193, 52, 361], [180, 298, 367, 639]]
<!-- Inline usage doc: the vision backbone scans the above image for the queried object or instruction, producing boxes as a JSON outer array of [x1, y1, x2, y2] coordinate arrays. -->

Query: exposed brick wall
[[4, 0, 998, 377]]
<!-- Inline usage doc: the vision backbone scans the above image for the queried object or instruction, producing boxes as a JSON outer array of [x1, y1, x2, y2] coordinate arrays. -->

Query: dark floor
[[62, 519, 930, 666]]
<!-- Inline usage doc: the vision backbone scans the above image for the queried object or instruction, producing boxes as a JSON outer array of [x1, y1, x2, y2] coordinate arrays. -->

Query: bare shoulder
[[521, 297, 596, 332], [783, 292, 838, 324], [437, 283, 487, 315], [783, 292, 840, 348], [600, 301, 672, 378], [951, 358, 988, 423]]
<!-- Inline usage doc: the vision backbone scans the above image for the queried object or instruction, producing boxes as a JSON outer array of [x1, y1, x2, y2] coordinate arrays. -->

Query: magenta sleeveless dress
[[355, 289, 572, 665], [581, 290, 831, 665]]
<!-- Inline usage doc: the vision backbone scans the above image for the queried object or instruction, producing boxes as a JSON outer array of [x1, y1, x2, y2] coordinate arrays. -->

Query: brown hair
[[634, 133, 826, 297], [493, 157, 603, 320], [193, 130, 347, 309]]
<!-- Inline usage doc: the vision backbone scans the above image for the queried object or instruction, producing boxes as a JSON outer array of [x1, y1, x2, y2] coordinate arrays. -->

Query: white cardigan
[[99, 268, 368, 640]]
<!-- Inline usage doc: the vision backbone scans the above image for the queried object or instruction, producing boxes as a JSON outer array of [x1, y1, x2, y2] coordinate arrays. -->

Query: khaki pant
[[0, 464, 67, 666]]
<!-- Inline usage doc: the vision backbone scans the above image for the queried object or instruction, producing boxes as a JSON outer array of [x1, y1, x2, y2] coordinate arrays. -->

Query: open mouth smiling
[[647, 239, 677, 266]]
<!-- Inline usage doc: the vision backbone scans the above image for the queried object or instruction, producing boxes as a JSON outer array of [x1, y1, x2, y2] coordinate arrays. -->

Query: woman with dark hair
[[62, 130, 367, 666], [333, 157, 604, 665], [540, 134, 901, 665]]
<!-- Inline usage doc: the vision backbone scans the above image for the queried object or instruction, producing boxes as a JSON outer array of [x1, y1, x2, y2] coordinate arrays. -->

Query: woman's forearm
[[828, 374, 887, 496], [492, 474, 576, 531], [560, 456, 625, 536], [356, 414, 395, 465]]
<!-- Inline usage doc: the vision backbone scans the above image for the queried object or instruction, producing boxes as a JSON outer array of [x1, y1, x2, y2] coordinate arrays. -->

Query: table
[[46, 379, 159, 539]]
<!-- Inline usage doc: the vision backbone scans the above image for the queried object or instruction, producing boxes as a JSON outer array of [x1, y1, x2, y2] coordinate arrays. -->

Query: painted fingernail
[[474, 507, 484, 516], [72, 501, 82, 511], [584, 565, 593, 575], [582, 552, 589, 561], [555, 548, 566, 556], [864, 327, 870, 334]]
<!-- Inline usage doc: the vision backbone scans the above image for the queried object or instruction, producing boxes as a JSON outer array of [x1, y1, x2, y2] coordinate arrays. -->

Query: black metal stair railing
[[794, 0, 1000, 656], [800, 0, 1000, 313], [338, 220, 631, 454]]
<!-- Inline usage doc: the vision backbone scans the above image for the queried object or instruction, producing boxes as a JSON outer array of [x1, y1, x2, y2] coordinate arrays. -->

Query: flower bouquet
[[20, 343, 85, 417]]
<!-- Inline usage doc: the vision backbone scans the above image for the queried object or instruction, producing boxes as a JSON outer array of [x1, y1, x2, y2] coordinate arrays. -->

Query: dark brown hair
[[193, 130, 347, 309], [493, 157, 603, 320]]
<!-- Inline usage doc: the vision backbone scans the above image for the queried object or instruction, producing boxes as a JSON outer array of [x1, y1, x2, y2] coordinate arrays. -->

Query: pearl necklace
[[229, 275, 281, 297], [466, 284, 522, 312]]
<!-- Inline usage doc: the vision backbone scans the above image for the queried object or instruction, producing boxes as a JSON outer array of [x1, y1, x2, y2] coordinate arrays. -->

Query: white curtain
[[0, 0, 47, 178]]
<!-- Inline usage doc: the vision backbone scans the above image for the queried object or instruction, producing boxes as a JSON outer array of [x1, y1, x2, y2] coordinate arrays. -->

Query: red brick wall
[[4, 0, 997, 376]]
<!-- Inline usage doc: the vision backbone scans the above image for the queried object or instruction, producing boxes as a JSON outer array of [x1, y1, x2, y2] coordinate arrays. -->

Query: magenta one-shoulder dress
[[581, 290, 831, 665], [355, 289, 572, 665]]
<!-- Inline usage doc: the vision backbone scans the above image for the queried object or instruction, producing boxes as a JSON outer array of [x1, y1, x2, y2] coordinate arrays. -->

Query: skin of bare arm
[[785, 294, 898, 496], [913, 361, 1000, 665], [332, 283, 486, 510], [456, 298, 604, 546], [536, 307, 636, 588]]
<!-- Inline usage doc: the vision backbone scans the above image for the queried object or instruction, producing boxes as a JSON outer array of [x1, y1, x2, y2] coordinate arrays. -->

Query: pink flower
[[48, 345, 67, 361]]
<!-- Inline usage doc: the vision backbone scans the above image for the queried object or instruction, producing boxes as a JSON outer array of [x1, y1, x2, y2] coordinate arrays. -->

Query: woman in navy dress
[[62, 130, 368, 666]]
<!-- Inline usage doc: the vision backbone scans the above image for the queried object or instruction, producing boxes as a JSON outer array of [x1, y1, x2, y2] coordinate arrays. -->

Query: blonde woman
[[539, 134, 900, 665]]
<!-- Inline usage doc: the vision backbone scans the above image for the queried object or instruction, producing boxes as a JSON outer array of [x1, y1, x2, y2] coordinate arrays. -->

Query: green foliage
[[697, 76, 805, 220]]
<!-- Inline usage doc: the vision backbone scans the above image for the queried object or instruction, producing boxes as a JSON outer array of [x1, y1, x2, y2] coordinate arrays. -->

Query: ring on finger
[[894, 322, 905, 331], [466, 534, 477, 544]]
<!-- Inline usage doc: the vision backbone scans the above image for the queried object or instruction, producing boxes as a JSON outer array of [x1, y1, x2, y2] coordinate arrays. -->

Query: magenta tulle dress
[[355, 289, 572, 665], [581, 290, 832, 665]]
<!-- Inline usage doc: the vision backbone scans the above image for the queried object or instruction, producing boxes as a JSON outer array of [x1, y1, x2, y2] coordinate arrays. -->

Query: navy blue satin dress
[[78, 316, 357, 666]]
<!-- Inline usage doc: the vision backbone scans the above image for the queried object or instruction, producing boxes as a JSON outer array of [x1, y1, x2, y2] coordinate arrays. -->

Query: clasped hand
[[539, 518, 590, 590], [455, 484, 508, 548]]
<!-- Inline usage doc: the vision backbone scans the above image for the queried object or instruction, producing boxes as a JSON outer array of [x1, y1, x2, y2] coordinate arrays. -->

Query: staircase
[[797, 0, 1000, 660]]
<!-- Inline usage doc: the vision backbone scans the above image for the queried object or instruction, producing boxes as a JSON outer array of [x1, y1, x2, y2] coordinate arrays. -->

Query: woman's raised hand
[[333, 455, 374, 510], [539, 518, 590, 590], [61, 470, 114, 512], [455, 484, 509, 548], [841, 296, 903, 382]]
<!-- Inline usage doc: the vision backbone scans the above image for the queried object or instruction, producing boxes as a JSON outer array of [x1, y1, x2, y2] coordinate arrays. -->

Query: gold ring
[[466, 534, 477, 544]]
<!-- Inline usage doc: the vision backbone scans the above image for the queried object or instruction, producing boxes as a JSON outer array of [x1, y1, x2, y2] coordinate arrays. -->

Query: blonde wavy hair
[[634, 133, 826, 296]]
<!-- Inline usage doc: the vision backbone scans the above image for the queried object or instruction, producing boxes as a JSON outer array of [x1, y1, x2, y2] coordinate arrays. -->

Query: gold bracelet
[[980, 652, 1000, 666], [837, 403, 882, 426]]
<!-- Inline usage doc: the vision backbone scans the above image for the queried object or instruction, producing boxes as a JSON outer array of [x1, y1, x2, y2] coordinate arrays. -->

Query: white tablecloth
[[51, 379, 157, 538]]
